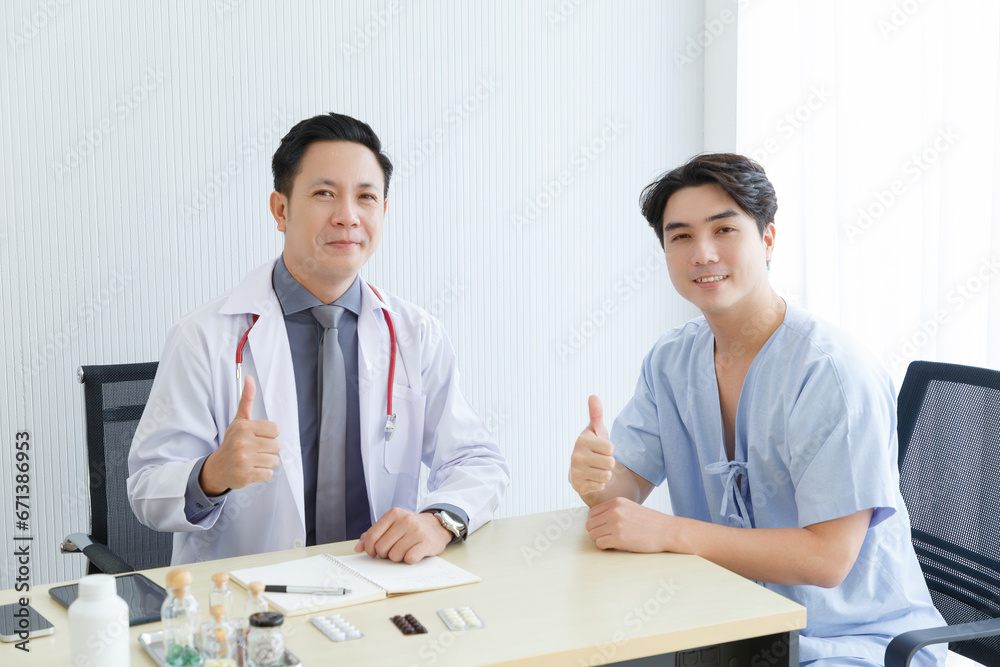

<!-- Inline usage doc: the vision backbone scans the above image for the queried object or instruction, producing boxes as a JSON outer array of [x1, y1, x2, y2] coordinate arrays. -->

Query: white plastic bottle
[[69, 573, 130, 666]]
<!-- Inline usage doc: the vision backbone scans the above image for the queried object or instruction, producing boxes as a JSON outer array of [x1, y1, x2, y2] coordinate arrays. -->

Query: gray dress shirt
[[184, 257, 467, 543]]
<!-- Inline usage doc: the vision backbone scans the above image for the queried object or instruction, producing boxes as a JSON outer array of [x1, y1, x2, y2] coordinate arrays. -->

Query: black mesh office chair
[[62, 362, 173, 574], [885, 361, 1000, 667]]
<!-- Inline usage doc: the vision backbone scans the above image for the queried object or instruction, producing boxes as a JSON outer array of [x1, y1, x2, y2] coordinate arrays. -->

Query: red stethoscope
[[235, 286, 398, 441]]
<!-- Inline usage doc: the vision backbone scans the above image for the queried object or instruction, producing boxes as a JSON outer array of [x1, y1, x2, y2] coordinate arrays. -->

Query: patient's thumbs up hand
[[588, 395, 609, 440], [570, 395, 616, 499]]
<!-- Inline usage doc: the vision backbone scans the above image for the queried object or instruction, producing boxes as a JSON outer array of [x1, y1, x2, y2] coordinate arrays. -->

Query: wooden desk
[[3, 509, 805, 666]]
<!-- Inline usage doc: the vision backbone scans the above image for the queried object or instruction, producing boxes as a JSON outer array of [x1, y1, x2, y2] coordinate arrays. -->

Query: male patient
[[129, 112, 509, 564], [569, 154, 944, 665]]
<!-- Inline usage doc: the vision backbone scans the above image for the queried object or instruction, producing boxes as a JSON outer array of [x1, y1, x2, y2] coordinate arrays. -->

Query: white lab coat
[[127, 259, 509, 564]]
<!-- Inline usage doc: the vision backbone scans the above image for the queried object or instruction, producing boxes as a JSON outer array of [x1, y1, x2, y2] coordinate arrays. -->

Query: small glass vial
[[237, 581, 268, 664], [202, 604, 237, 667], [209, 572, 233, 618], [161, 568, 204, 667], [244, 581, 268, 618], [246, 611, 284, 667]]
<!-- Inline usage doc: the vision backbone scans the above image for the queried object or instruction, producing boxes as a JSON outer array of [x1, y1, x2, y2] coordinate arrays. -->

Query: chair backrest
[[80, 362, 172, 573], [897, 360, 1000, 665]]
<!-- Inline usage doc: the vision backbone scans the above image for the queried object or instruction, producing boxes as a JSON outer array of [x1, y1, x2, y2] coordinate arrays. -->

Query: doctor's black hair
[[272, 112, 394, 198], [639, 153, 777, 245]]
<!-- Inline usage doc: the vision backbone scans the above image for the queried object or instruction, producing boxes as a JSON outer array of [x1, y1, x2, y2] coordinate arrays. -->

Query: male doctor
[[128, 112, 509, 565]]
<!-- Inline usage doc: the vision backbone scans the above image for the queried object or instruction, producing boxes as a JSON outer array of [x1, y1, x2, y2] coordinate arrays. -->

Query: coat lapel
[[220, 259, 306, 531]]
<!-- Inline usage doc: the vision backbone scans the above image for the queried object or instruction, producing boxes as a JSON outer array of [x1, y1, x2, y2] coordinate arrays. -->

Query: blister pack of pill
[[437, 606, 485, 631], [310, 613, 363, 642], [390, 613, 427, 635]]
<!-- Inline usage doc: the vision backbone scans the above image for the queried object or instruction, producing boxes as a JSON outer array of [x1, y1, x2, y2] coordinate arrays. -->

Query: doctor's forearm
[[199, 452, 231, 497], [423, 459, 509, 531]]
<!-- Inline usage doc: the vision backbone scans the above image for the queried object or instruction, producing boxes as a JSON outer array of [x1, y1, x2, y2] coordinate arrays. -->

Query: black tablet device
[[0, 603, 55, 642], [49, 572, 166, 626]]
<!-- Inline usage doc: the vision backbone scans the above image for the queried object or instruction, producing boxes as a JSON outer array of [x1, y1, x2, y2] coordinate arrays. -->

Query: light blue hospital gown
[[612, 305, 946, 666]]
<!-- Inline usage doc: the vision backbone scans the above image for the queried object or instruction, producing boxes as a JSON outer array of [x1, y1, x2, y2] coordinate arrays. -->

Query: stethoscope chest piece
[[384, 414, 397, 441]]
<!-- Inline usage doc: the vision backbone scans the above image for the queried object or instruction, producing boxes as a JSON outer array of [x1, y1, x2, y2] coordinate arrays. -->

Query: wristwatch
[[429, 509, 467, 545]]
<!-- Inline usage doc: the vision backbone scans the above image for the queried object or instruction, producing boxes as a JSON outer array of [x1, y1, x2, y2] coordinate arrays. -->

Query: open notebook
[[229, 553, 481, 616]]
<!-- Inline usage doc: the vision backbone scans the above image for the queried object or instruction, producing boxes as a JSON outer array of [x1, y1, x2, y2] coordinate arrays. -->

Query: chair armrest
[[885, 617, 1000, 667], [61, 532, 135, 575]]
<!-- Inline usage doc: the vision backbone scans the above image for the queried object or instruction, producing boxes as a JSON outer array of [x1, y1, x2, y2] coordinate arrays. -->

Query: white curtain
[[732, 0, 1000, 388]]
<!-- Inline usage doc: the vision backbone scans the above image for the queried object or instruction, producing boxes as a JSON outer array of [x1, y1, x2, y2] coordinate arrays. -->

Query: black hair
[[640, 153, 777, 245], [272, 112, 393, 198]]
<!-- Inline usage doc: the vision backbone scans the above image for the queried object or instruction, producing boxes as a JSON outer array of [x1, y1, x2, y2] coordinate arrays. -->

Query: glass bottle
[[202, 604, 237, 667], [236, 581, 268, 666], [161, 568, 204, 667], [244, 581, 268, 617], [246, 611, 284, 667], [209, 572, 233, 619]]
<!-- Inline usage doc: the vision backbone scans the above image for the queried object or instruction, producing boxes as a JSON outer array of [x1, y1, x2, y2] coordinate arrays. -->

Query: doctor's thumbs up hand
[[569, 395, 616, 501], [199, 375, 282, 497]]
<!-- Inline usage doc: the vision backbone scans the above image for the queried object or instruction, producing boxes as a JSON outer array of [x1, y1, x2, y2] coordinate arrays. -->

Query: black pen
[[263, 585, 350, 595]]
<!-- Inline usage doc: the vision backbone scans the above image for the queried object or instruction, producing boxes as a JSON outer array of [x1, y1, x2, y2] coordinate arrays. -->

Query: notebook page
[[229, 554, 386, 616], [335, 554, 481, 595]]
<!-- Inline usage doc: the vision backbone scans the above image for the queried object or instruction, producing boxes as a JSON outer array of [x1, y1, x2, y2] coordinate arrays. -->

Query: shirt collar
[[272, 256, 362, 317]]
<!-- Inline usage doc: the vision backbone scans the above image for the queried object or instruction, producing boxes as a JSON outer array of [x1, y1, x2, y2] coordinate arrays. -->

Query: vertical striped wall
[[1, 0, 704, 586]]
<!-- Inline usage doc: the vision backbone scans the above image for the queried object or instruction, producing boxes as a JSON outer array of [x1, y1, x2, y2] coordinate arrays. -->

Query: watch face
[[436, 511, 464, 538]]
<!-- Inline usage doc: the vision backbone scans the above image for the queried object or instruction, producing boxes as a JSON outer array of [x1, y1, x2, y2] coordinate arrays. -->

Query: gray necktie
[[312, 304, 347, 544]]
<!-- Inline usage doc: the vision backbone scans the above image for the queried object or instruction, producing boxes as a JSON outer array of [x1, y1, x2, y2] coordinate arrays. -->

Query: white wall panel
[[1, 0, 704, 586]]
